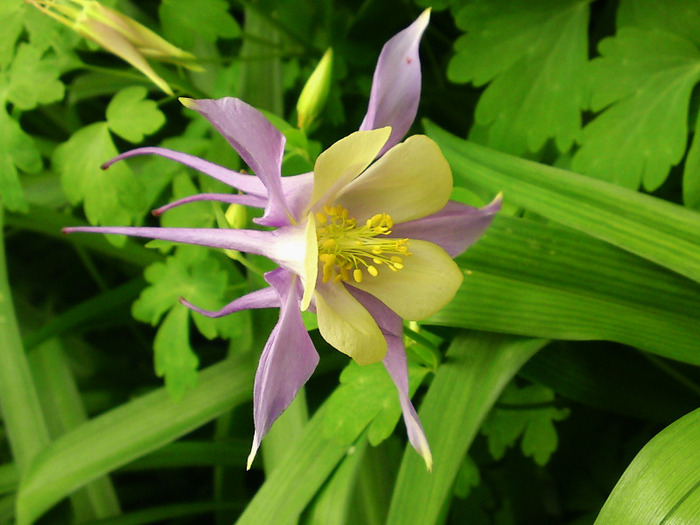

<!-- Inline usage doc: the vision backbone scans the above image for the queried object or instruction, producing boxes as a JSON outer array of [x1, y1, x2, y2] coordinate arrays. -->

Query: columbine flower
[[63, 10, 501, 470], [28, 0, 200, 94]]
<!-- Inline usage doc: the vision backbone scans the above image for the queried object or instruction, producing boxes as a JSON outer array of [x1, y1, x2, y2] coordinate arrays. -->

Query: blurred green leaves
[[159, 0, 241, 48], [5, 43, 64, 110], [482, 383, 569, 466], [0, 109, 41, 212]]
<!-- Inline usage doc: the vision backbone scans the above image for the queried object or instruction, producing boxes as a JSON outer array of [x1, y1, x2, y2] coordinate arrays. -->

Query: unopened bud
[[296, 48, 333, 131], [27, 0, 200, 95]]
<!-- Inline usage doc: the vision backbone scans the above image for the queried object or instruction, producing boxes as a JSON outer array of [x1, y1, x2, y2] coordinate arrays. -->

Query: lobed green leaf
[[106, 87, 166, 144], [159, 0, 241, 49], [448, 0, 590, 154], [6, 43, 64, 110], [572, 28, 700, 191], [481, 383, 569, 466], [53, 122, 147, 240]]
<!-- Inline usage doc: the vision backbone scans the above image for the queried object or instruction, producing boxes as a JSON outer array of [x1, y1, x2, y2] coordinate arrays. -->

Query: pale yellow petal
[[307, 127, 391, 212], [300, 216, 318, 311], [350, 239, 462, 321], [315, 281, 387, 365], [336, 135, 451, 223]]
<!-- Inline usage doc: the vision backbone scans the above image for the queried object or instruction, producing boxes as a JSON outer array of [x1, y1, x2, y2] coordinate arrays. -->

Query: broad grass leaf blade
[[30, 339, 120, 521], [235, 404, 349, 525], [386, 332, 547, 525], [0, 210, 51, 474], [425, 121, 700, 283], [16, 354, 255, 525], [521, 343, 700, 423], [306, 436, 369, 525], [430, 214, 700, 364], [594, 407, 700, 524]]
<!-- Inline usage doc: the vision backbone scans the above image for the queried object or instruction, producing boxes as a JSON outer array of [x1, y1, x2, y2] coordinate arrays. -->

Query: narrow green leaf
[[23, 279, 144, 351], [0, 494, 15, 525], [6, 205, 163, 268], [30, 339, 121, 522], [306, 437, 369, 525], [594, 407, 700, 524], [237, 8, 284, 116], [0, 465, 18, 496], [262, 389, 309, 474], [351, 441, 400, 525], [80, 501, 242, 525], [121, 441, 249, 470], [521, 343, 700, 423], [16, 354, 255, 525], [425, 121, 700, 284], [234, 404, 350, 525], [0, 210, 51, 474], [683, 110, 700, 210], [386, 332, 547, 525], [430, 214, 700, 364]]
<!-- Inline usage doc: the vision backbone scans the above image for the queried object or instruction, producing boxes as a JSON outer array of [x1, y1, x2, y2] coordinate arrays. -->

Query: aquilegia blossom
[[64, 10, 501, 470]]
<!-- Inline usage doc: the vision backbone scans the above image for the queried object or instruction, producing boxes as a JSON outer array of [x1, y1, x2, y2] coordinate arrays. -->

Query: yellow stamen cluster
[[316, 204, 410, 284]]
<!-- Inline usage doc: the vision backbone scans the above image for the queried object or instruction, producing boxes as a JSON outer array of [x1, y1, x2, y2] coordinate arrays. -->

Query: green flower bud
[[27, 0, 200, 95], [296, 48, 333, 131]]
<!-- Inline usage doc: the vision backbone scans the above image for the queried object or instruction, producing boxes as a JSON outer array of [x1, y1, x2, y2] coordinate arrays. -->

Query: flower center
[[315, 204, 410, 284]]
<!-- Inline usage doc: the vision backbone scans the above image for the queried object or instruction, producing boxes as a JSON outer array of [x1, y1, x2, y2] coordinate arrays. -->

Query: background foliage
[[2, 0, 700, 523]]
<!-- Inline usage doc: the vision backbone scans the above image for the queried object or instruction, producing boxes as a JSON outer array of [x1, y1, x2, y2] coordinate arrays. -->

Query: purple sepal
[[349, 287, 432, 468], [184, 98, 294, 227], [360, 10, 430, 156], [247, 268, 319, 469], [152, 192, 266, 216], [102, 147, 267, 197], [181, 286, 280, 318], [391, 195, 502, 257]]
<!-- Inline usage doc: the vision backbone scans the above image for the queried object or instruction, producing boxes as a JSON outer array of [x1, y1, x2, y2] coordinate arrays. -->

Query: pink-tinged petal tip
[[360, 10, 431, 154]]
